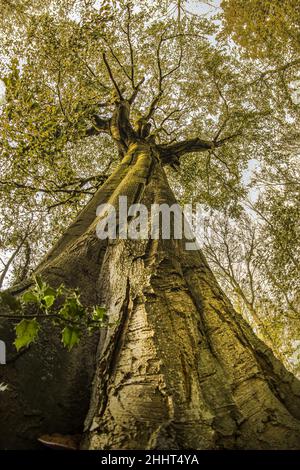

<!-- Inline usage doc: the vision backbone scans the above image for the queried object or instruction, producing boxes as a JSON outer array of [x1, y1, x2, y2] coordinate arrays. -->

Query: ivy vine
[[0, 276, 108, 351]]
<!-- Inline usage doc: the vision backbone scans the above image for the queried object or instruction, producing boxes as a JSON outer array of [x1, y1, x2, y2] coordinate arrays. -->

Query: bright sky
[[187, 0, 221, 16], [0, 80, 5, 105]]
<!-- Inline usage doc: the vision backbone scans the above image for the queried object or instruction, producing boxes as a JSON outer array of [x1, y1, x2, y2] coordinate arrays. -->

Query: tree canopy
[[221, 0, 300, 58]]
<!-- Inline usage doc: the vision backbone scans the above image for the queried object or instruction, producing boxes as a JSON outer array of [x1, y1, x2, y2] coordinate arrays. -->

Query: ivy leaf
[[61, 326, 81, 351], [14, 318, 40, 351], [35, 275, 44, 290], [92, 306, 107, 322], [43, 295, 55, 309], [44, 287, 56, 297], [59, 296, 84, 319], [22, 291, 38, 304], [0, 292, 22, 312]]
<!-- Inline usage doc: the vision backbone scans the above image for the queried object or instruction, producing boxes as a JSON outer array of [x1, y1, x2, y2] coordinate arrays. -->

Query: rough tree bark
[[81, 143, 300, 450], [1, 110, 300, 449], [0, 142, 300, 449]]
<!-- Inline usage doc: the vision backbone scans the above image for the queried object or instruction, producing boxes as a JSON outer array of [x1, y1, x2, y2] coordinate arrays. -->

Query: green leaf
[[43, 295, 55, 309], [59, 296, 84, 319], [61, 326, 81, 351], [14, 318, 40, 351], [35, 275, 44, 290], [67, 297, 82, 311], [22, 291, 38, 304], [0, 292, 22, 312], [92, 306, 107, 322], [43, 286, 56, 297], [56, 284, 64, 296]]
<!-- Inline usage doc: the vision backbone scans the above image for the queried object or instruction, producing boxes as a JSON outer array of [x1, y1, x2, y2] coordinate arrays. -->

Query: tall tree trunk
[[1, 141, 300, 449]]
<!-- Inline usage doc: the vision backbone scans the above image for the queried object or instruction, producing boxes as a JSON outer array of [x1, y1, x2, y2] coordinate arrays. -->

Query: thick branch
[[157, 132, 240, 162], [86, 114, 110, 136]]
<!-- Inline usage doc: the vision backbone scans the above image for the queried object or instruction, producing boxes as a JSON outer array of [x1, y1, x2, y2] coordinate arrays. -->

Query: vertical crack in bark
[[84, 279, 132, 434]]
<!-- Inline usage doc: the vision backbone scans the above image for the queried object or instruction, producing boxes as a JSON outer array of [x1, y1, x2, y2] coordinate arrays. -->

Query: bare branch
[[210, 149, 237, 177], [128, 77, 145, 105], [161, 44, 183, 81], [144, 32, 184, 122], [0, 222, 36, 288], [156, 33, 165, 93], [211, 75, 232, 141], [159, 107, 185, 127], [0, 175, 107, 196], [104, 41, 132, 83], [144, 91, 163, 122], [141, 33, 166, 123], [102, 53, 123, 100], [0, 245, 22, 288], [76, 54, 110, 91], [126, 3, 135, 87], [56, 69, 69, 122], [214, 116, 231, 141], [216, 130, 242, 144], [249, 58, 300, 86]]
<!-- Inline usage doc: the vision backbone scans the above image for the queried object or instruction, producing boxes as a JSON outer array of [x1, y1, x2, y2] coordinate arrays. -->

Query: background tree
[[202, 210, 300, 378], [219, 0, 300, 377]]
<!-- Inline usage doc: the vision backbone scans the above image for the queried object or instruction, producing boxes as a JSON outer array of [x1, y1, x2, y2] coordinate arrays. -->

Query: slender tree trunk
[[1, 141, 300, 449]]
